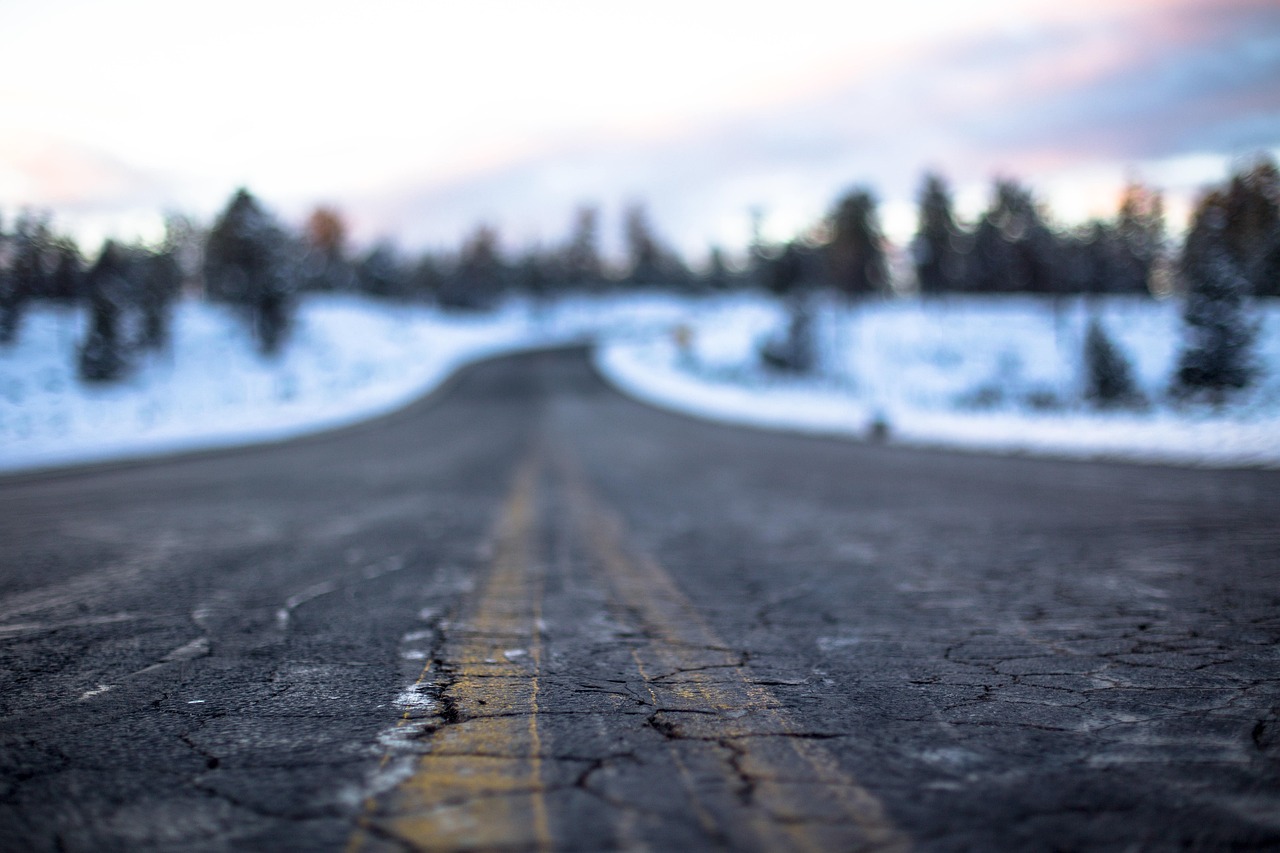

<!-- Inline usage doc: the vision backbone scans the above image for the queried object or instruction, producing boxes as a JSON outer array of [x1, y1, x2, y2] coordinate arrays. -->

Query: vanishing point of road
[[1, 347, 1278, 851]]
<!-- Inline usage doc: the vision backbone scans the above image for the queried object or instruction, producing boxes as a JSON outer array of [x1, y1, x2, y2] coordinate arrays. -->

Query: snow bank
[[4, 292, 1278, 474], [596, 294, 1280, 468], [0, 294, 693, 473]]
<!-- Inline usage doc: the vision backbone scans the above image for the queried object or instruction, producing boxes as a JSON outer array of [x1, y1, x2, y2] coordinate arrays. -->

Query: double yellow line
[[350, 445, 907, 851]]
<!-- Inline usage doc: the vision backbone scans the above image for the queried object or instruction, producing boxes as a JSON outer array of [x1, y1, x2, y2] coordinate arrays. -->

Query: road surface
[[1, 347, 1278, 851]]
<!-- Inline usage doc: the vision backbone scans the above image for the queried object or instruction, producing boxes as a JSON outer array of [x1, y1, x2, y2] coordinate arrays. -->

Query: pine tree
[[703, 246, 731, 291], [1113, 181, 1165, 294], [78, 242, 131, 382], [1222, 158, 1280, 298], [204, 188, 295, 355], [827, 188, 887, 297], [441, 225, 505, 309], [357, 243, 407, 298], [1173, 193, 1258, 400], [1083, 318, 1140, 407], [975, 179, 1060, 293], [48, 238, 85, 304], [1, 212, 51, 343], [912, 172, 962, 294], [622, 203, 686, 287], [561, 206, 603, 290]]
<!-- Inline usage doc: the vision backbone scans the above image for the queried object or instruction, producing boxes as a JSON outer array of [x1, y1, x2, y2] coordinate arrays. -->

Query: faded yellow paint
[[352, 440, 906, 853], [349, 451, 552, 853], [558, 448, 910, 853]]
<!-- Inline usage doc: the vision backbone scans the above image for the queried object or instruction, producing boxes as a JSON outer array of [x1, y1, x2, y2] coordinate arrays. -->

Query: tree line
[[0, 158, 1275, 395]]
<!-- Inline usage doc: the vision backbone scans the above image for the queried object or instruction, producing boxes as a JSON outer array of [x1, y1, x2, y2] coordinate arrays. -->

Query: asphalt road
[[1, 347, 1278, 852]]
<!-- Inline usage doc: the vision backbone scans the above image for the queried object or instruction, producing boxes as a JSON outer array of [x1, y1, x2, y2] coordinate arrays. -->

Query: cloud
[[4, 0, 1277, 252], [359, 0, 1280, 252]]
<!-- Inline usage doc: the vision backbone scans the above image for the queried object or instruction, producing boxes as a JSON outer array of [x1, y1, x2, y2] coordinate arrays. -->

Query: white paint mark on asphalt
[[275, 580, 339, 630], [417, 607, 438, 621], [187, 700, 206, 704], [817, 633, 863, 652], [503, 648, 528, 660], [79, 684, 115, 700], [402, 629, 433, 643], [401, 650, 427, 660], [130, 635, 212, 677]]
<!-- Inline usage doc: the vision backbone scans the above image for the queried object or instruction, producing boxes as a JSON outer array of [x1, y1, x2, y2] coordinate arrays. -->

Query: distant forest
[[0, 158, 1276, 388]]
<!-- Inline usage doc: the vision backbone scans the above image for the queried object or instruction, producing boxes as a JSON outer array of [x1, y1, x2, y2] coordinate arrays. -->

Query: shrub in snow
[[759, 300, 815, 373], [1173, 248, 1258, 401], [1084, 318, 1142, 408]]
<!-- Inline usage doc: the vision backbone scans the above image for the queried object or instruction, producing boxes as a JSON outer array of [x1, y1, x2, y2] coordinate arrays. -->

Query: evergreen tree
[[515, 248, 553, 302], [827, 188, 887, 297], [0, 217, 14, 344], [1083, 317, 1140, 407], [47, 238, 85, 304], [204, 188, 295, 355], [78, 241, 131, 382], [561, 206, 603, 290], [622, 203, 686, 287], [441, 225, 505, 309], [136, 247, 180, 349], [1173, 193, 1258, 399], [703, 246, 731, 291], [408, 253, 445, 302], [764, 242, 807, 298], [912, 172, 962, 294], [357, 242, 407, 298], [961, 179, 1066, 293], [1252, 223, 1280, 298], [1, 211, 51, 342], [1113, 181, 1165, 294], [1221, 158, 1280, 298]]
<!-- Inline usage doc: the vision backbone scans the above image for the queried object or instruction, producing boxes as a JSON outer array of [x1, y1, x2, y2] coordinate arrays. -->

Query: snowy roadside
[[594, 295, 1280, 469], [0, 294, 695, 474], [5, 291, 1278, 474]]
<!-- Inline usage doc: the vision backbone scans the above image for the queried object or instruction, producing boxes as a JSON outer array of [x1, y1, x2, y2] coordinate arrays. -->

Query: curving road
[[1, 347, 1278, 851]]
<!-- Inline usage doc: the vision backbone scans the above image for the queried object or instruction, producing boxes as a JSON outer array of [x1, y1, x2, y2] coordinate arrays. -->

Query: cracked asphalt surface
[[1, 347, 1279, 851]]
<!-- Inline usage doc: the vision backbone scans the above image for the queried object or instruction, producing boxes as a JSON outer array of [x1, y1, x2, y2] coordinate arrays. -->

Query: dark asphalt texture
[[1, 347, 1278, 851]]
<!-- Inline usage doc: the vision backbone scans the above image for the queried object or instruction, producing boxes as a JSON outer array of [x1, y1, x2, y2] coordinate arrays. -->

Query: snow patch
[[0, 294, 697, 473], [5, 292, 1278, 472], [596, 294, 1280, 468]]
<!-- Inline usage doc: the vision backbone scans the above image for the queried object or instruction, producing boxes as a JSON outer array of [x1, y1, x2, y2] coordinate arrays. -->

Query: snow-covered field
[[0, 294, 692, 473], [2, 292, 1278, 473], [597, 293, 1280, 468]]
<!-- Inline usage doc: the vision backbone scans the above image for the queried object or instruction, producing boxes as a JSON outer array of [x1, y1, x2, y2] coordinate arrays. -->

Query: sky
[[1, 0, 1278, 262]]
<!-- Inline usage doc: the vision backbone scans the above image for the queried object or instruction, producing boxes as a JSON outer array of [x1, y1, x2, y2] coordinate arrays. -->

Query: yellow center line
[[528, 546, 552, 851], [348, 450, 552, 853], [555, 446, 910, 853], [629, 647, 725, 845]]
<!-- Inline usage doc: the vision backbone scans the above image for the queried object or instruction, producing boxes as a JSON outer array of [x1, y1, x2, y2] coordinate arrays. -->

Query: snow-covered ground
[[0, 294, 692, 473], [2, 292, 1278, 473], [596, 293, 1280, 468]]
